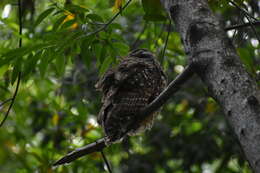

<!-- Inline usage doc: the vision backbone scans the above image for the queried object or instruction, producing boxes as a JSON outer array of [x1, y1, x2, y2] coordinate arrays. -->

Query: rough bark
[[160, 0, 260, 172]]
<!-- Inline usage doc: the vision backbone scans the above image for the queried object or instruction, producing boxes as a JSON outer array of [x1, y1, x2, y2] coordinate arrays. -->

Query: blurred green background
[[0, 0, 259, 172]]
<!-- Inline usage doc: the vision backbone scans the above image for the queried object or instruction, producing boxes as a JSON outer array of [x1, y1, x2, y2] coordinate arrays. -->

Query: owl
[[95, 49, 167, 145]]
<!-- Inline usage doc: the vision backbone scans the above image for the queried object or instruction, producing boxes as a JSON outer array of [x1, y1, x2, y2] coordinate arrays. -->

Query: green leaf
[[66, 4, 89, 13], [112, 42, 129, 56], [94, 43, 108, 68], [52, 9, 64, 16], [55, 53, 66, 76], [109, 23, 122, 30], [0, 48, 27, 67], [185, 121, 202, 134], [60, 19, 76, 29], [23, 52, 41, 78], [99, 31, 108, 40], [142, 0, 166, 21], [11, 59, 22, 85], [81, 48, 92, 68], [81, 35, 95, 68], [111, 33, 124, 41], [99, 45, 108, 63], [53, 15, 67, 31], [238, 47, 254, 72], [57, 31, 83, 53], [0, 44, 45, 67], [93, 43, 102, 60], [99, 56, 113, 75], [82, 34, 95, 46], [34, 8, 55, 27], [39, 49, 53, 77], [86, 13, 104, 23], [143, 14, 167, 21]]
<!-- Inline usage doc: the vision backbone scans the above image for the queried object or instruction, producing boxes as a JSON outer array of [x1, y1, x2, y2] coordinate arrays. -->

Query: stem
[[161, 20, 171, 63], [101, 150, 113, 173]]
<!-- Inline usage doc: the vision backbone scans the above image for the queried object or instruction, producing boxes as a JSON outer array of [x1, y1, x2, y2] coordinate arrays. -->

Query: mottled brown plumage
[[95, 49, 167, 145]]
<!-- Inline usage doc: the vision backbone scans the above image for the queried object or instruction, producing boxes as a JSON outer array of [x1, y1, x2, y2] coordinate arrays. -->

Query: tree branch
[[53, 63, 195, 166], [53, 138, 106, 166], [224, 21, 260, 31], [160, 0, 260, 172]]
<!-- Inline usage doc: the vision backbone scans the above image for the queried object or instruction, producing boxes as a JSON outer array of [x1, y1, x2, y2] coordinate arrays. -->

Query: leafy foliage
[[0, 0, 259, 172]]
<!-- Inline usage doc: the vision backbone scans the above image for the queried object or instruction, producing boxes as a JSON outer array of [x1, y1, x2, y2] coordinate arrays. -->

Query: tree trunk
[[160, 0, 260, 172]]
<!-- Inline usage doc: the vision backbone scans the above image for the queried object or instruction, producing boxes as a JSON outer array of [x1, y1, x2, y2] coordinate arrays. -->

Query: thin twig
[[229, 0, 260, 42], [161, 20, 171, 63], [224, 21, 260, 31], [228, 1, 260, 44], [244, 16, 260, 43], [53, 63, 195, 166], [0, 98, 13, 108], [0, 0, 22, 127], [101, 150, 113, 173], [131, 22, 148, 50], [77, 0, 132, 40], [154, 22, 167, 54], [229, 1, 258, 21]]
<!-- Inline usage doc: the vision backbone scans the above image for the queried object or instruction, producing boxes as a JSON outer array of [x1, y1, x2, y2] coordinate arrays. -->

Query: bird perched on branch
[[53, 49, 167, 166], [95, 48, 167, 145]]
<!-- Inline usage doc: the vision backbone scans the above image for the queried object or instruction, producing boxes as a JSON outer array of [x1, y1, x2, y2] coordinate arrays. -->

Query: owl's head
[[129, 49, 154, 59]]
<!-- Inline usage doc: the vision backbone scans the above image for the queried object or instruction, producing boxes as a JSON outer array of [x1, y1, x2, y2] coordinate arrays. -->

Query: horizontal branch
[[53, 138, 106, 166], [53, 63, 195, 166], [224, 21, 260, 31]]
